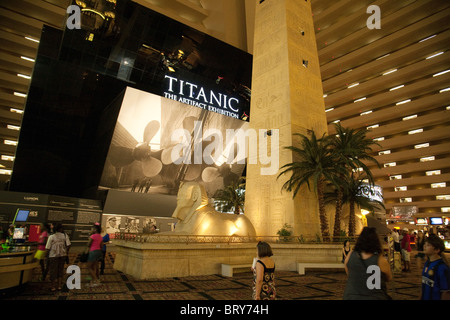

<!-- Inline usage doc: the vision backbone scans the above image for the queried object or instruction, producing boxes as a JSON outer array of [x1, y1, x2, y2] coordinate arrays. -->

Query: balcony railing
[[113, 233, 357, 244]]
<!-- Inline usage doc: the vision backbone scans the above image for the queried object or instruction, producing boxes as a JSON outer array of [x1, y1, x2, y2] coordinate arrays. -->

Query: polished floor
[[1, 245, 426, 301]]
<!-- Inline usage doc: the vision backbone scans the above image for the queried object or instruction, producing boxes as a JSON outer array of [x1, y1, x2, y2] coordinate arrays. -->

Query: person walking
[[34, 223, 50, 281], [420, 234, 450, 300], [342, 239, 351, 263], [401, 228, 411, 272], [100, 227, 110, 275], [252, 241, 276, 300], [45, 223, 71, 291], [343, 227, 392, 300], [392, 229, 400, 252], [85, 223, 104, 287], [415, 231, 426, 270]]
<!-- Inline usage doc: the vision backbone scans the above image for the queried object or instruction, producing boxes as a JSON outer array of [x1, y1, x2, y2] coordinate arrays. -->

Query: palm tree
[[278, 131, 345, 241], [213, 177, 246, 215], [330, 123, 381, 238]]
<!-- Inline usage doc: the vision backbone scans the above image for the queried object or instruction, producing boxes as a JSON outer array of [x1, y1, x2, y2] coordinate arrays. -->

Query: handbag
[[64, 233, 70, 264], [80, 251, 89, 263]]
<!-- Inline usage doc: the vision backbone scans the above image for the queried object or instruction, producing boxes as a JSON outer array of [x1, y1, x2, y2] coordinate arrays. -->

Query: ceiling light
[[354, 97, 366, 103], [7, 125, 20, 131], [4, 140, 18, 146], [376, 54, 390, 60], [10, 108, 23, 114], [396, 99, 411, 105], [440, 87, 450, 93], [419, 35, 436, 43], [17, 74, 31, 79], [431, 182, 446, 188], [390, 85, 404, 91], [14, 92, 27, 98], [347, 83, 359, 88], [384, 162, 396, 167], [25, 36, 39, 43], [383, 69, 397, 76], [1, 155, 14, 161], [433, 70, 450, 77], [402, 114, 417, 121], [408, 128, 423, 135], [0, 169, 12, 175], [20, 56, 35, 62], [426, 52, 444, 59], [415, 143, 429, 149], [360, 110, 372, 116], [325, 107, 334, 112]]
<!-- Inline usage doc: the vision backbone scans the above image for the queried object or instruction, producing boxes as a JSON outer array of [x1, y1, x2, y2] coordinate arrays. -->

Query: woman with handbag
[[84, 223, 104, 287], [45, 223, 71, 291], [343, 227, 392, 300]]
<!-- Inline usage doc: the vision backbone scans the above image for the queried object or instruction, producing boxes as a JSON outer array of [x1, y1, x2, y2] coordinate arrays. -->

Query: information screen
[[14, 209, 30, 222], [13, 228, 25, 239], [430, 217, 443, 225]]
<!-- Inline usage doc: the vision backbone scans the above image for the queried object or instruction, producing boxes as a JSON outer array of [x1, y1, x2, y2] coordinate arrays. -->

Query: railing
[[113, 233, 358, 244]]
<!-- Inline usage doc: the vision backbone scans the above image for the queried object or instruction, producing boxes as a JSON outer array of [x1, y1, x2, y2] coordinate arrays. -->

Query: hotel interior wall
[[0, 0, 449, 219]]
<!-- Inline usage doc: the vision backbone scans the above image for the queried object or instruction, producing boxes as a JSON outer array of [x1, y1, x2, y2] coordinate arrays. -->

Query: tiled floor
[[2, 247, 424, 301]]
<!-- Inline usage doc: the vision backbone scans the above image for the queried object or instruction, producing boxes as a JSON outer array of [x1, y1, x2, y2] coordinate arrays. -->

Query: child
[[421, 234, 450, 300]]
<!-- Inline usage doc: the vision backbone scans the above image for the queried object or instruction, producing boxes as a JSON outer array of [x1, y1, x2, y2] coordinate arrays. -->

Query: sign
[[163, 75, 242, 120], [390, 206, 417, 220], [28, 224, 41, 242], [415, 218, 428, 225], [358, 184, 383, 203]]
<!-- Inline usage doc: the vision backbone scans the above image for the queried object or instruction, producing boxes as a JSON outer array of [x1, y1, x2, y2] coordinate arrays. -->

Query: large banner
[[99, 87, 248, 198], [102, 214, 176, 239]]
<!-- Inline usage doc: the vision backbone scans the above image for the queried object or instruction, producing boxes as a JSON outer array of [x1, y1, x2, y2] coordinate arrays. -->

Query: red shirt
[[401, 234, 411, 252]]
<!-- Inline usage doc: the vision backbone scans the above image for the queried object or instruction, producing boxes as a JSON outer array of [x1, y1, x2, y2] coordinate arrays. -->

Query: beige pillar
[[245, 0, 328, 237]]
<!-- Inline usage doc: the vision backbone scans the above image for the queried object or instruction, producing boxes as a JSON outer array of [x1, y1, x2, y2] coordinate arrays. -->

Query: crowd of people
[[342, 227, 449, 300], [250, 227, 449, 301], [33, 222, 110, 291], [3, 221, 447, 300]]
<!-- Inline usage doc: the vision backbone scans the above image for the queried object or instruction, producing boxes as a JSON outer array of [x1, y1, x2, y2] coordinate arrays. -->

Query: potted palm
[[213, 177, 246, 215], [278, 131, 345, 242]]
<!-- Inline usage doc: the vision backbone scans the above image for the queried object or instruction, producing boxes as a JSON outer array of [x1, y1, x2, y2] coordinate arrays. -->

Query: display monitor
[[444, 240, 450, 251], [415, 218, 428, 225], [430, 217, 443, 225], [14, 209, 30, 222], [12, 228, 25, 240]]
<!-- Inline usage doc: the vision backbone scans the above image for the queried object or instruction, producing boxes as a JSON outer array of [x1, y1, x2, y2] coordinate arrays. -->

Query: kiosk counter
[[0, 244, 38, 291]]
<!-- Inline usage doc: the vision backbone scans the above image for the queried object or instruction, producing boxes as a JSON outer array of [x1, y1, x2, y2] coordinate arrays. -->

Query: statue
[[171, 181, 256, 237]]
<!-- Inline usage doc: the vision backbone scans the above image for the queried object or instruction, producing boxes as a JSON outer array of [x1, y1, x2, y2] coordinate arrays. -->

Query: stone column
[[244, 0, 328, 237]]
